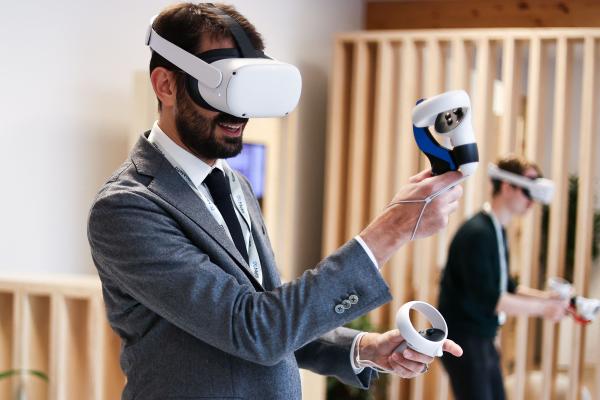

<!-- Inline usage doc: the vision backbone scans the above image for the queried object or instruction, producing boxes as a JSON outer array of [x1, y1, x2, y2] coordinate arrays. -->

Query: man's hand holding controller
[[360, 170, 463, 266], [360, 90, 476, 267]]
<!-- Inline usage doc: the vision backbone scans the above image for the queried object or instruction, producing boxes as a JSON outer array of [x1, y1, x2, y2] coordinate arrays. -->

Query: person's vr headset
[[145, 5, 302, 118], [487, 163, 555, 204]]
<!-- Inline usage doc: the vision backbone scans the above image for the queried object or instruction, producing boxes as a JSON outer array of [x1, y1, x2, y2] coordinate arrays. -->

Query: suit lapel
[[131, 136, 264, 291]]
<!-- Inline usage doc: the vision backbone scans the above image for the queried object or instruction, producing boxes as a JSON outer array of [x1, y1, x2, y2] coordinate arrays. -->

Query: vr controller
[[488, 163, 555, 204], [412, 90, 479, 176], [548, 277, 600, 325], [394, 301, 448, 358]]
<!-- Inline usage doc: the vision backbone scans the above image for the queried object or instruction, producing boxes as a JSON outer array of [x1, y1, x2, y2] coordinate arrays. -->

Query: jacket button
[[342, 299, 352, 309], [334, 304, 345, 314], [349, 295, 359, 304]]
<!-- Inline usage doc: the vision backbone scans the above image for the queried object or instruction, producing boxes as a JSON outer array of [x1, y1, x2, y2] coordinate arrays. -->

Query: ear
[[150, 67, 179, 109]]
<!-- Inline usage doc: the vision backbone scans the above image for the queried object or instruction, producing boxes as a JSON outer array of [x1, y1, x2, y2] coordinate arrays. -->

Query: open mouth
[[217, 122, 244, 137]]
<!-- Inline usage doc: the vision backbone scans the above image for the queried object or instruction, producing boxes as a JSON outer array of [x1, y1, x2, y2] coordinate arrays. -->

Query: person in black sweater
[[438, 155, 568, 400]]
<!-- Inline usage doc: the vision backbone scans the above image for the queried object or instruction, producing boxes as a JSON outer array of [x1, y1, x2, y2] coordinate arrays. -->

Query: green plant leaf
[[0, 369, 48, 382]]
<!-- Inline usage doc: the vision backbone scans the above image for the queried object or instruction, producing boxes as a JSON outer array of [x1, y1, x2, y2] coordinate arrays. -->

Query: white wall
[[0, 0, 363, 275]]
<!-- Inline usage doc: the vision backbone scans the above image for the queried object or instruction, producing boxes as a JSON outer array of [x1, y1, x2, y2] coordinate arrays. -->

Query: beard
[[174, 86, 246, 160]]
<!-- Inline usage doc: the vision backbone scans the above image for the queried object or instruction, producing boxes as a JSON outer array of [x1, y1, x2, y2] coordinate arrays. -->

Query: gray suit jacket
[[87, 134, 392, 399]]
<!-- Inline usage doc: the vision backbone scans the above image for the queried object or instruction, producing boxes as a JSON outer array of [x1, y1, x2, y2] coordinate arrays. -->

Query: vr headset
[[145, 5, 302, 118], [487, 163, 555, 204]]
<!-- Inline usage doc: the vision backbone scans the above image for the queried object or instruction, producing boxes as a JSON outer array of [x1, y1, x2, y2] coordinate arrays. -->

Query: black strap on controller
[[451, 142, 479, 168]]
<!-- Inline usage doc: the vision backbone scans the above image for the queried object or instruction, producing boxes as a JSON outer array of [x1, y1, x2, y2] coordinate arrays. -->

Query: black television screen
[[228, 143, 266, 206]]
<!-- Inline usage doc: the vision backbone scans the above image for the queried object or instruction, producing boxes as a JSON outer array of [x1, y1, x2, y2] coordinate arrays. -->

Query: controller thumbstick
[[421, 328, 446, 342]]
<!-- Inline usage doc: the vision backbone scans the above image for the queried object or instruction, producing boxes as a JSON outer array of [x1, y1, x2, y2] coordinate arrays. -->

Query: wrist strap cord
[[386, 176, 468, 241], [355, 334, 395, 374]]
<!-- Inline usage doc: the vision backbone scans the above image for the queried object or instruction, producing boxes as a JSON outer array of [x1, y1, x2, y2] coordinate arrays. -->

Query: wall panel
[[323, 28, 600, 400], [0, 276, 125, 400]]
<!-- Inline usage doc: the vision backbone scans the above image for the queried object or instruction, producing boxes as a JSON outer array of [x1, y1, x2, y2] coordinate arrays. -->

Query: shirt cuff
[[354, 235, 379, 270], [350, 332, 367, 374]]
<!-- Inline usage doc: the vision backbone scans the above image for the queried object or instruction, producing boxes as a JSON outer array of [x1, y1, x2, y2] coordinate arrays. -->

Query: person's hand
[[356, 329, 463, 378], [359, 169, 464, 265], [389, 169, 463, 239], [542, 298, 569, 321]]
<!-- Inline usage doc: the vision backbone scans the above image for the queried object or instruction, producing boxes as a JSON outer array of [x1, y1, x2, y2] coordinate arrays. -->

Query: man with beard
[[87, 3, 463, 399], [438, 155, 569, 400]]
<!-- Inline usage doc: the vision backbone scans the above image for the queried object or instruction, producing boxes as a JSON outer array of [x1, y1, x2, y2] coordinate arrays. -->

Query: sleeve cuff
[[350, 332, 367, 374], [354, 235, 379, 270]]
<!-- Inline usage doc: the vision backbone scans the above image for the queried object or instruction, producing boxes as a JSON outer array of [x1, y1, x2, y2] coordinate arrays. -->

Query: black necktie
[[204, 168, 249, 263]]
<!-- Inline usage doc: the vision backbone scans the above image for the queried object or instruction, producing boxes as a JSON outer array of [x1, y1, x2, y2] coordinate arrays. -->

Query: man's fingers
[[425, 171, 464, 193], [401, 348, 434, 364], [388, 361, 415, 378], [442, 339, 463, 357], [388, 355, 421, 377], [409, 169, 433, 183]]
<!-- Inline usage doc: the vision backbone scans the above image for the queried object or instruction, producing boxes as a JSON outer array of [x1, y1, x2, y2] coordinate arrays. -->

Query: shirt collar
[[148, 121, 224, 188]]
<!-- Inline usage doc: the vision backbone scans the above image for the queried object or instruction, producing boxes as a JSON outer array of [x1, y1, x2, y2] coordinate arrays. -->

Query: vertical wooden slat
[[12, 291, 24, 400], [90, 298, 103, 400], [0, 292, 15, 399], [445, 38, 470, 254], [370, 40, 395, 220], [50, 294, 66, 400], [369, 40, 395, 330], [345, 41, 371, 238], [540, 37, 572, 400], [512, 37, 546, 400], [102, 323, 126, 400], [519, 35, 546, 383], [388, 38, 420, 400], [500, 37, 520, 154], [322, 41, 351, 255], [280, 111, 300, 280], [471, 38, 495, 213], [567, 36, 597, 400], [595, 37, 600, 400], [23, 295, 51, 400]]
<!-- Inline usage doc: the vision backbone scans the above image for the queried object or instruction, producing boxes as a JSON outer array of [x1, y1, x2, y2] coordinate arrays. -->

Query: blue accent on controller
[[412, 99, 457, 174]]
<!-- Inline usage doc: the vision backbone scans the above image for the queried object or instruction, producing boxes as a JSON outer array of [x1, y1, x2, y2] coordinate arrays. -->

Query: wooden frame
[[322, 28, 600, 400], [0, 275, 125, 400]]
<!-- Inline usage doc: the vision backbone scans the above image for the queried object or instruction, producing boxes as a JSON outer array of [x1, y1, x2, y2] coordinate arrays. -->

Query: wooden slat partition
[[323, 28, 600, 400], [568, 35, 598, 400], [388, 38, 421, 400], [0, 275, 125, 400], [542, 37, 575, 400]]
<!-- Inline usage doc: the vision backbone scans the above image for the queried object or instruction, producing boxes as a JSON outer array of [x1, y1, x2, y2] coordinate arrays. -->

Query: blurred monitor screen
[[228, 143, 266, 206]]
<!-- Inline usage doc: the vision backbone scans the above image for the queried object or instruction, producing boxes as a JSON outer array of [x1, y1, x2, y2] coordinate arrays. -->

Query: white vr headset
[[145, 5, 302, 118], [487, 163, 555, 204]]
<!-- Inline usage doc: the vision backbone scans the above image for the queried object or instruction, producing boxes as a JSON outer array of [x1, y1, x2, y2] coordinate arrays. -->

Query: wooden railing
[[0, 274, 124, 400], [322, 28, 600, 400]]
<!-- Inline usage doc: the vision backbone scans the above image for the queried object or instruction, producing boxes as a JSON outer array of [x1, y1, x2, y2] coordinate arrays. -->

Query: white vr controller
[[487, 163, 555, 204], [548, 277, 600, 324], [412, 90, 479, 176], [394, 301, 448, 358]]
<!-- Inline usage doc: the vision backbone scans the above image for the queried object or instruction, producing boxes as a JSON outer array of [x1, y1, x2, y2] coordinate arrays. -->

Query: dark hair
[[491, 155, 542, 196], [149, 3, 264, 111]]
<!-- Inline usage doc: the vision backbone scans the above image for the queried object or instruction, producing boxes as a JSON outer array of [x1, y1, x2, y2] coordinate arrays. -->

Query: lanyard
[[151, 143, 263, 285], [482, 203, 508, 325]]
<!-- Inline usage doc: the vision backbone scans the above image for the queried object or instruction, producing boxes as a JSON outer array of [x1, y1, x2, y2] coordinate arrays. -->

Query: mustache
[[214, 112, 248, 125]]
